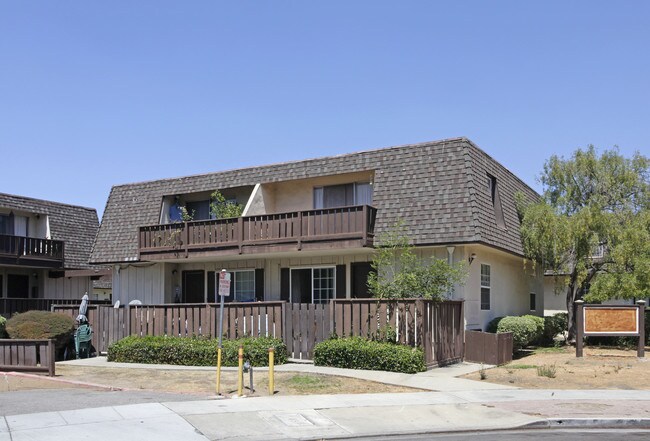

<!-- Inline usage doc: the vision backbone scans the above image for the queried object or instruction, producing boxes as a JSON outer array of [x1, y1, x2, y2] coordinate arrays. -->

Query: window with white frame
[[233, 270, 255, 302], [480, 264, 491, 310], [312, 267, 335, 304]]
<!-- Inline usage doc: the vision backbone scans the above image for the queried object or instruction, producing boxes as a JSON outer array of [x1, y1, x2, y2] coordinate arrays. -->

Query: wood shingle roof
[[90, 137, 539, 263]]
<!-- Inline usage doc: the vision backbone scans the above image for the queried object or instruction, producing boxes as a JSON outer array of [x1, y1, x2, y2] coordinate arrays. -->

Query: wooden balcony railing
[[138, 205, 377, 259], [0, 235, 64, 266]]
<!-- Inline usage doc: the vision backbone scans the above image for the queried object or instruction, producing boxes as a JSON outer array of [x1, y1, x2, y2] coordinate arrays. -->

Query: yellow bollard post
[[268, 347, 275, 396], [237, 345, 244, 396], [216, 346, 222, 396]]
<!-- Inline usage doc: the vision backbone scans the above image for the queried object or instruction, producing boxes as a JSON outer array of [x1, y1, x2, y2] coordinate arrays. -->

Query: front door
[[182, 270, 204, 303], [290, 269, 311, 303], [7, 274, 29, 298]]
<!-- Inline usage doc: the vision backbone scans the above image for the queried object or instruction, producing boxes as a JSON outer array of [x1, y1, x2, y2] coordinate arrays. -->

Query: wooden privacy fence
[[53, 299, 464, 367], [464, 330, 513, 365], [0, 339, 55, 376], [53, 302, 284, 354], [0, 298, 111, 318]]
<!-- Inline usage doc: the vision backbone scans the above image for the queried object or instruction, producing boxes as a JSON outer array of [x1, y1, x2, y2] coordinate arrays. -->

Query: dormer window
[[487, 174, 506, 229], [313, 182, 373, 209]]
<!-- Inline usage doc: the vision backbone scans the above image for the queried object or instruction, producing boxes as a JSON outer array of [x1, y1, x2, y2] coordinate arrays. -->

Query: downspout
[[446, 246, 455, 299]]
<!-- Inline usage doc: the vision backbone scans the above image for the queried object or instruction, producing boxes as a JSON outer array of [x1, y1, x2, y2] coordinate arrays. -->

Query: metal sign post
[[216, 269, 231, 395]]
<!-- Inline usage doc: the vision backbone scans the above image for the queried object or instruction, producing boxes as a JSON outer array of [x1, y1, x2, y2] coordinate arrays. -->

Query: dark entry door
[[291, 269, 312, 303], [182, 270, 204, 303], [7, 274, 29, 298], [351, 262, 374, 298]]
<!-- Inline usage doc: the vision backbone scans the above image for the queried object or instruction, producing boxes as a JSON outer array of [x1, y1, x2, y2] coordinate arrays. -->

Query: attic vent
[[487, 174, 506, 229]]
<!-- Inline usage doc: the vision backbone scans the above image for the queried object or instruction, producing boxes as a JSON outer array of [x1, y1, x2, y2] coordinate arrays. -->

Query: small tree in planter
[[210, 190, 243, 219], [368, 220, 467, 300]]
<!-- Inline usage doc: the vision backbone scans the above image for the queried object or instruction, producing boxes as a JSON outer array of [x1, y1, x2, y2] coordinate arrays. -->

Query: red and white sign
[[218, 271, 231, 297]]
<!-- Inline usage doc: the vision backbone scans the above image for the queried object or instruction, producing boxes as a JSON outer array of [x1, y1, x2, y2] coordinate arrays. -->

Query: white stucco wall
[[460, 245, 543, 330]]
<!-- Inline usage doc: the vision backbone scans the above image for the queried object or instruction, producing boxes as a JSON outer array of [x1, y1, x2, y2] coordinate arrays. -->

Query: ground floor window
[[480, 264, 490, 310], [233, 270, 255, 302], [207, 269, 257, 302], [290, 267, 335, 304], [530, 292, 536, 311]]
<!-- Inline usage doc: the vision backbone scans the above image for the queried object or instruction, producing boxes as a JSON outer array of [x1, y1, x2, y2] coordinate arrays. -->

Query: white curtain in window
[[354, 183, 373, 206], [14, 216, 27, 237], [313, 187, 324, 209]]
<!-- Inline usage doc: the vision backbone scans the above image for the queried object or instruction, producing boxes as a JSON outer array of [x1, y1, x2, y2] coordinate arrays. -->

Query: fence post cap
[[575, 300, 585, 304], [636, 300, 646, 306]]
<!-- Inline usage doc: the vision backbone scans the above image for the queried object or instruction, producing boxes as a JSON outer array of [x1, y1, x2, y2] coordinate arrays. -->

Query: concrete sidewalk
[[2, 358, 649, 440]]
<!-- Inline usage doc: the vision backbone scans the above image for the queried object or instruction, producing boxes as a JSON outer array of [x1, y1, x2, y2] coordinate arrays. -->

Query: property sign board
[[218, 272, 231, 297], [575, 300, 645, 358], [584, 307, 638, 335]]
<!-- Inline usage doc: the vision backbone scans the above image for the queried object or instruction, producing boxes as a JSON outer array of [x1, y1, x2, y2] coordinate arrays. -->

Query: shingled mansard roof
[[91, 137, 539, 264], [0, 193, 100, 269]]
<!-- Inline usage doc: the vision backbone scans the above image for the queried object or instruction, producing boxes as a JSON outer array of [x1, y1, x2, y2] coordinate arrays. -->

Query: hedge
[[107, 336, 287, 367], [0, 316, 6, 338], [496, 316, 541, 351], [523, 315, 545, 345], [543, 312, 568, 344], [313, 337, 425, 374], [5, 311, 75, 351], [486, 317, 504, 334]]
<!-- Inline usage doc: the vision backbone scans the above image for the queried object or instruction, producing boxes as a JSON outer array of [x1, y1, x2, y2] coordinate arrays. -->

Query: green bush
[[313, 336, 425, 374], [486, 317, 504, 333], [0, 316, 6, 338], [523, 315, 544, 344], [543, 312, 568, 345], [5, 311, 75, 351], [107, 336, 287, 367], [496, 316, 538, 351]]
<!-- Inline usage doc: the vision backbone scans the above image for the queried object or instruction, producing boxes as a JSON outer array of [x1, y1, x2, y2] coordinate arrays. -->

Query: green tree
[[210, 190, 243, 219], [517, 146, 649, 341], [367, 221, 466, 300]]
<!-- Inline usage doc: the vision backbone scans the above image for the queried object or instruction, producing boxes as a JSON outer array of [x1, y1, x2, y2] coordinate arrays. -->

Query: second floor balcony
[[138, 205, 377, 260], [0, 235, 65, 268]]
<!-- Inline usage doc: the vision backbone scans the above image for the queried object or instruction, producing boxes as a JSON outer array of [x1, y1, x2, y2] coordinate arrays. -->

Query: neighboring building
[[90, 137, 543, 330], [92, 275, 112, 301], [0, 192, 106, 301]]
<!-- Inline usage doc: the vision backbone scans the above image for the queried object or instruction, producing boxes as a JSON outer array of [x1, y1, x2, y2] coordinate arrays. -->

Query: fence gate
[[282, 303, 331, 359]]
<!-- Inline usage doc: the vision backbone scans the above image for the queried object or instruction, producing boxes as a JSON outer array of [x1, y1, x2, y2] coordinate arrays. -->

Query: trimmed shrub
[[313, 336, 425, 374], [496, 316, 538, 351], [486, 317, 504, 333], [5, 311, 75, 351], [0, 316, 6, 338], [107, 336, 287, 367], [543, 312, 568, 345], [523, 315, 545, 344]]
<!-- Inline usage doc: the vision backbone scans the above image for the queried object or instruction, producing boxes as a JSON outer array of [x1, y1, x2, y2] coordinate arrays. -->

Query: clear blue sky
[[1, 1, 648, 218]]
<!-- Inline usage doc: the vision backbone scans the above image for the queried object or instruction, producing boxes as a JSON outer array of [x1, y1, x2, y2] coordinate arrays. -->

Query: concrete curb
[[519, 418, 650, 430]]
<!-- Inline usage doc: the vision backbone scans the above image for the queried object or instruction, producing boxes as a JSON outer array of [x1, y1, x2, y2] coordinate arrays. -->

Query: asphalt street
[[0, 388, 198, 416]]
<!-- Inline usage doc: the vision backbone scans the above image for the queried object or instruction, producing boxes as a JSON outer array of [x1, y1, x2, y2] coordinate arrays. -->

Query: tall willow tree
[[517, 146, 649, 341]]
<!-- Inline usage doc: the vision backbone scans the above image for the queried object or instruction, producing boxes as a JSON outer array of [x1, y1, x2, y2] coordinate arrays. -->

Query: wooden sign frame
[[575, 300, 646, 358]]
